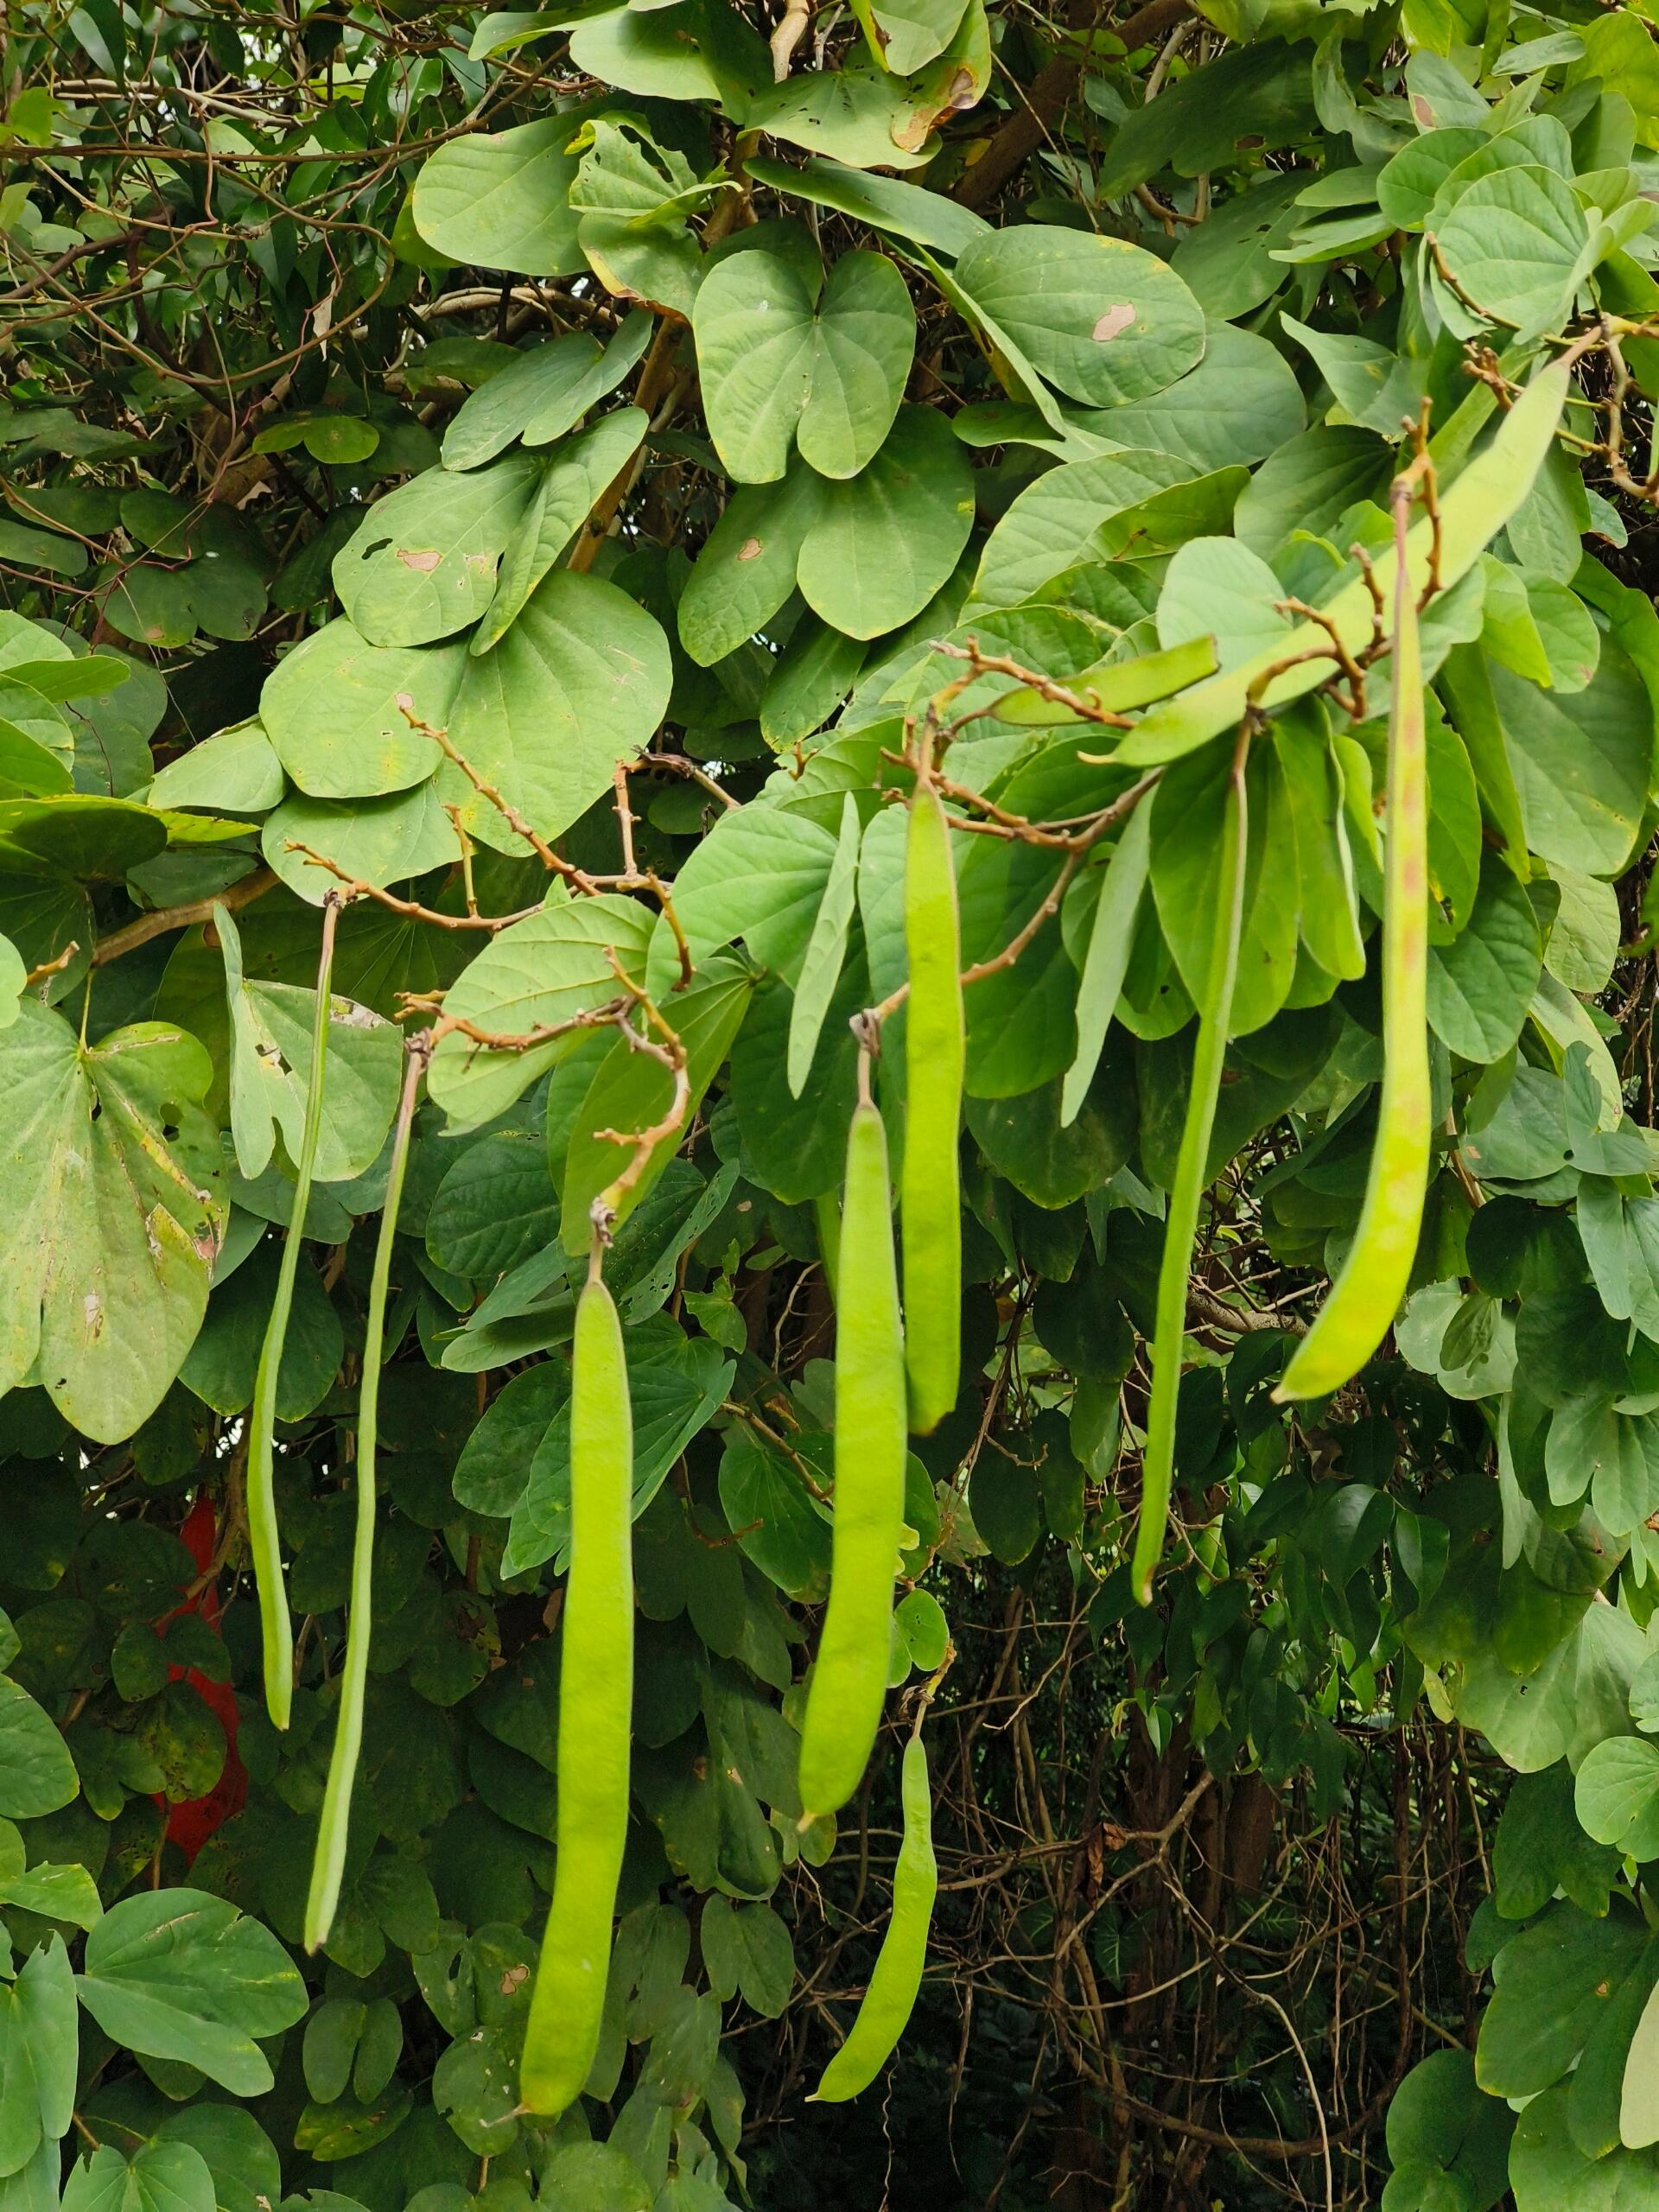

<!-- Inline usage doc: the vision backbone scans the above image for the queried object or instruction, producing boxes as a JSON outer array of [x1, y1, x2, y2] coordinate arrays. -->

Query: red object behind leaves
[[153, 1495, 247, 1863]]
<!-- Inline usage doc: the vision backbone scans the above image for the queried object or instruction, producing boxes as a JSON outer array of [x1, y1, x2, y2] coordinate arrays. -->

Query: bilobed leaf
[[1376, 127, 1487, 229], [694, 245, 914, 483], [262, 778, 467, 906], [567, 3, 723, 101], [746, 63, 943, 171], [677, 464, 831, 667], [1384, 2050, 1513, 2210], [1511, 2082, 1659, 2209], [61, 2143, 218, 2212], [698, 1896, 795, 2018], [1576, 1738, 1659, 1861], [76, 1889, 308, 2096], [1486, 646, 1650, 875], [1477, 1903, 1649, 2097], [1077, 321, 1306, 471], [0, 1004, 226, 1443], [1427, 861, 1541, 1063]]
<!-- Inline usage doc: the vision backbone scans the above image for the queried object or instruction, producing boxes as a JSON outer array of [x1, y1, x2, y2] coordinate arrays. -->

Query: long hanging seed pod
[[1276, 481, 1430, 1403], [798, 1046, 907, 1821], [900, 772, 964, 1436], [520, 1248, 634, 2115], [1130, 741, 1249, 1607], [305, 1035, 424, 1952], [811, 1700, 942, 2102], [248, 892, 341, 1730]]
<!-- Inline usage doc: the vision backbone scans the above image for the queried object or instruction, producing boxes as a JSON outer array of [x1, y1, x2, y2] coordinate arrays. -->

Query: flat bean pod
[[901, 779, 964, 1435], [1276, 492, 1430, 1402], [305, 1039, 423, 1952], [798, 1084, 907, 1821], [247, 894, 340, 1730], [811, 1723, 938, 2102], [1130, 754, 1249, 1607], [520, 1265, 634, 2116]]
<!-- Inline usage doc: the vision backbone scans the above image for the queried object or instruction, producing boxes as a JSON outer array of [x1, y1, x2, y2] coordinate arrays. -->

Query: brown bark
[[953, 0, 1195, 211]]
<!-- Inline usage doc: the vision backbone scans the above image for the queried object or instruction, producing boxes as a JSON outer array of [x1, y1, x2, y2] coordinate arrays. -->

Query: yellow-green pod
[[520, 1269, 634, 2116], [901, 781, 963, 1435], [811, 1725, 937, 2102], [1276, 509, 1430, 1403], [798, 1094, 906, 1821]]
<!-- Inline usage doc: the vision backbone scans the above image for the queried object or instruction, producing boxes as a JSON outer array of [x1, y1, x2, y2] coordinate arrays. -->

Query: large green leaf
[[1478, 1904, 1650, 2098], [1427, 860, 1541, 1062], [1511, 2083, 1659, 2211], [0, 1678, 78, 1818], [1488, 645, 1651, 874], [260, 621, 465, 800], [0, 1005, 226, 1442], [441, 315, 651, 473], [261, 777, 470, 905], [332, 455, 541, 649], [973, 448, 1237, 607], [1576, 1738, 1659, 1861], [645, 804, 841, 994], [427, 888, 655, 1128], [795, 403, 975, 639], [411, 118, 587, 276], [676, 465, 832, 667], [448, 569, 672, 851], [746, 63, 943, 170], [954, 225, 1206, 407], [741, 152, 990, 256], [217, 906, 403, 1183], [473, 409, 647, 650], [1384, 2050, 1513, 2212], [0, 1939, 75, 2174], [694, 245, 914, 482], [1075, 322, 1306, 470], [76, 1889, 309, 2097], [1433, 164, 1591, 338]]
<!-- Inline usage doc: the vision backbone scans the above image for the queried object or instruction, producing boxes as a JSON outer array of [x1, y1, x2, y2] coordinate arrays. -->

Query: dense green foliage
[[8, 0, 1659, 2204]]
